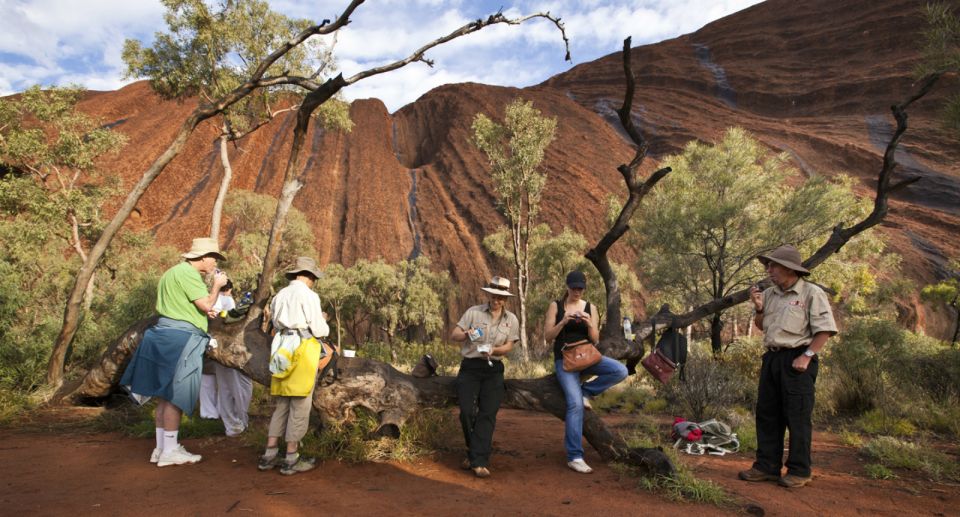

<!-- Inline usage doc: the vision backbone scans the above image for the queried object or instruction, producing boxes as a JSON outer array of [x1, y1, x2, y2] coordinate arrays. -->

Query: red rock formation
[[68, 0, 958, 337]]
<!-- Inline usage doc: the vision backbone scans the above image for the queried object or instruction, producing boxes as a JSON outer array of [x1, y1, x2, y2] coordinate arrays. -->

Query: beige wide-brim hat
[[758, 245, 810, 276], [480, 276, 514, 297], [285, 256, 324, 280], [181, 237, 226, 261]]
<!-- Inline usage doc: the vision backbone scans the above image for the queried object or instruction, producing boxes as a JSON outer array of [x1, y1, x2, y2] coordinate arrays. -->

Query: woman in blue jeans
[[543, 271, 628, 473]]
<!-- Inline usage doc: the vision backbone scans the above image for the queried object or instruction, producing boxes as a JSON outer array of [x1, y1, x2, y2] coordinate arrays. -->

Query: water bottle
[[623, 317, 632, 340]]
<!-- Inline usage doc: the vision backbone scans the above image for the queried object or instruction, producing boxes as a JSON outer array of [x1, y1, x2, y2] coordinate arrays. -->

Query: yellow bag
[[270, 337, 322, 397]]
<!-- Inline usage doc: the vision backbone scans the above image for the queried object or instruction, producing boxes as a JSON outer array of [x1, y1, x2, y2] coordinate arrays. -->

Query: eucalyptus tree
[[122, 0, 352, 242], [472, 98, 558, 361], [0, 85, 127, 310], [630, 127, 866, 355]]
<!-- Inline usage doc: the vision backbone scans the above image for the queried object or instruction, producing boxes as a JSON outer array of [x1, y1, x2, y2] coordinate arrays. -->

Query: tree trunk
[[210, 129, 233, 242]]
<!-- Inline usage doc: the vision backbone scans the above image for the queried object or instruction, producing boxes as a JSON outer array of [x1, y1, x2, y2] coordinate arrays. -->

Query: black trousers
[[752, 347, 818, 478], [456, 358, 505, 468]]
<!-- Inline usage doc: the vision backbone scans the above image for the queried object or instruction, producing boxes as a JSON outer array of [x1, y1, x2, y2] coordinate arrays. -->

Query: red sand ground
[[1, 408, 956, 516]]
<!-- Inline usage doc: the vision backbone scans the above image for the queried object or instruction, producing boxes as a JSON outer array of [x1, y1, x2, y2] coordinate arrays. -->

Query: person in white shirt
[[258, 257, 330, 476], [200, 282, 235, 419]]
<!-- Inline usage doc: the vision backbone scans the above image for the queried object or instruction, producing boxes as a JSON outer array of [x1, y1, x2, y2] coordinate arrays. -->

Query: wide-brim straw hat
[[480, 276, 514, 297], [181, 237, 226, 261], [285, 256, 324, 280], [758, 245, 810, 276]]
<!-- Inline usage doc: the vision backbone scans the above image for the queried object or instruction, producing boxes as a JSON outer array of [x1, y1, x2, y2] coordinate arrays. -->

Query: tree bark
[[210, 128, 233, 242]]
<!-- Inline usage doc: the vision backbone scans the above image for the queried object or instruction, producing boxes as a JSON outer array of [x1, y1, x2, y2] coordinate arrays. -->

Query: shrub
[[824, 317, 907, 415], [864, 463, 896, 480], [656, 342, 752, 421], [856, 409, 917, 437], [861, 436, 960, 482]]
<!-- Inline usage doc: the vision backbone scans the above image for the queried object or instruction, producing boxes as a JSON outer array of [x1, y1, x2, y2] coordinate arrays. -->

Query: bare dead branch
[[344, 12, 570, 85]]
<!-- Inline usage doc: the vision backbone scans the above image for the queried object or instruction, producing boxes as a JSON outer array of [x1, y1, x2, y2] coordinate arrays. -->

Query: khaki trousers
[[267, 383, 316, 444]]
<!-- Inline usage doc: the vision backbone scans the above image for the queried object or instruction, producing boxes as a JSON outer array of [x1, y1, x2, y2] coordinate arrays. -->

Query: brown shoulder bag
[[562, 339, 602, 372]]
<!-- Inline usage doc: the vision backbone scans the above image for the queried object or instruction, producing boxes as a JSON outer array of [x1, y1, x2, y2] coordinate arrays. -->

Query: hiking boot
[[257, 454, 281, 471], [472, 466, 491, 478], [150, 447, 161, 464], [157, 445, 202, 467], [582, 396, 593, 411], [778, 474, 812, 488], [738, 467, 779, 482], [567, 458, 593, 474], [280, 456, 317, 476], [460, 458, 471, 470]]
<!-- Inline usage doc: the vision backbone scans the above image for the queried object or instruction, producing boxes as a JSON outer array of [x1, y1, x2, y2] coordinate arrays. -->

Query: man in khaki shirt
[[739, 245, 837, 489]]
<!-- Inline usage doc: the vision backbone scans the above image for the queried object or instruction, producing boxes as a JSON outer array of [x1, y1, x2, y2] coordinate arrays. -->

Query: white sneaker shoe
[[150, 447, 161, 463], [157, 445, 202, 467], [567, 458, 593, 474], [582, 396, 593, 410]]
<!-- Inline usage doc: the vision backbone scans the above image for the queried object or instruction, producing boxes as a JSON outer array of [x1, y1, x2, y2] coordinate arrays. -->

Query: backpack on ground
[[672, 417, 739, 456]]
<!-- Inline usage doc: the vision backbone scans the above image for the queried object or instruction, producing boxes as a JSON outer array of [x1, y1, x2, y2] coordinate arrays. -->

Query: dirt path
[[1, 409, 956, 516]]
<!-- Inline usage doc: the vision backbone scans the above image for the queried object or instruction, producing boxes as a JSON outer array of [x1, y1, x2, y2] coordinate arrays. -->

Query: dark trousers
[[753, 347, 818, 478], [456, 358, 505, 468]]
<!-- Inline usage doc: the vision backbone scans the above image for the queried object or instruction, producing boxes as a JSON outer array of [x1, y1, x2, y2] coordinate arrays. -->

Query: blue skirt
[[120, 317, 208, 415]]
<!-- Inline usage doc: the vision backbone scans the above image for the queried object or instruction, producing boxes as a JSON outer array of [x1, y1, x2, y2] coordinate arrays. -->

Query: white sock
[[155, 428, 164, 450], [162, 430, 179, 452]]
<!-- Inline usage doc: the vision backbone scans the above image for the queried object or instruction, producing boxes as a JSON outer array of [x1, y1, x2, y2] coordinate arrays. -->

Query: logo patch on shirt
[[789, 300, 805, 308]]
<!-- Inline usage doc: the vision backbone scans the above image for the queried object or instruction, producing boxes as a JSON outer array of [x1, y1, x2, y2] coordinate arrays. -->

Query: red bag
[[641, 348, 677, 384]]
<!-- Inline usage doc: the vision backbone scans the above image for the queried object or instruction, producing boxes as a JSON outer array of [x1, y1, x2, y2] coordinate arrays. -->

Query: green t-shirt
[[156, 261, 210, 332]]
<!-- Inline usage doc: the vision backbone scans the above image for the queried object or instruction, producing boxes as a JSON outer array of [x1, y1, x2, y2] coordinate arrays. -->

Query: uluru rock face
[[77, 0, 958, 336]]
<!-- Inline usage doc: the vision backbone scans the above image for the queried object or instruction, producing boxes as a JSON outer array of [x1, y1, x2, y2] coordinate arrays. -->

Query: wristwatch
[[802, 349, 816, 358]]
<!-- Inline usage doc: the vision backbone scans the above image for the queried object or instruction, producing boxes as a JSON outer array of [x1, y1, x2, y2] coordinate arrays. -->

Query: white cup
[[342, 349, 356, 358]]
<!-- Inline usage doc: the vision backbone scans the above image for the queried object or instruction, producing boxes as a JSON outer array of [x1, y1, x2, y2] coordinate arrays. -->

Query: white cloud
[[0, 1, 763, 110]]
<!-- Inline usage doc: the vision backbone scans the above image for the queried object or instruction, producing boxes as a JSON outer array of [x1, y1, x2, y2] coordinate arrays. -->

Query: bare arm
[[451, 325, 468, 342], [194, 271, 228, 314], [792, 332, 831, 372], [492, 339, 515, 357], [543, 301, 570, 342], [585, 307, 600, 344], [750, 286, 764, 331]]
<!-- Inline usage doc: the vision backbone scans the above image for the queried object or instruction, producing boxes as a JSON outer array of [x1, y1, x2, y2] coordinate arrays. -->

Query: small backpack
[[672, 418, 740, 456]]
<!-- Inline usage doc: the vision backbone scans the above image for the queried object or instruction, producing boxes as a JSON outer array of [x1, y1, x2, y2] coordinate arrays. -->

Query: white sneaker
[[582, 396, 593, 410], [157, 445, 202, 467], [567, 458, 593, 474], [150, 447, 161, 463]]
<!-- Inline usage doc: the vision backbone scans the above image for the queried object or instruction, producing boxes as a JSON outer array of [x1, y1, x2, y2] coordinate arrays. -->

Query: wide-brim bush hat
[[181, 237, 226, 261], [285, 256, 324, 280], [481, 276, 514, 297], [758, 245, 810, 276]]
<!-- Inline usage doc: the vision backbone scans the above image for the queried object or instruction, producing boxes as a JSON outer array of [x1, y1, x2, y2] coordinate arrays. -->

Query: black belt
[[766, 346, 805, 353], [281, 328, 312, 338]]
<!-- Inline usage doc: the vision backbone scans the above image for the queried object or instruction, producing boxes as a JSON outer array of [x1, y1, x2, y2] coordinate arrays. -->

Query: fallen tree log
[[58, 315, 674, 477]]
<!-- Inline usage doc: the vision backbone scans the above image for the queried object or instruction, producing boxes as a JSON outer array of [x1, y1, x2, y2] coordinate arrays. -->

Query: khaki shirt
[[761, 278, 838, 349], [456, 304, 520, 361]]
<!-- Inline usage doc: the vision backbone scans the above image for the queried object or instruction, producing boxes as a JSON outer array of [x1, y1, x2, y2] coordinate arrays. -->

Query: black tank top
[[553, 299, 592, 361]]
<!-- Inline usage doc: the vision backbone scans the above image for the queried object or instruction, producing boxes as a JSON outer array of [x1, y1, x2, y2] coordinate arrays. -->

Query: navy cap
[[566, 271, 587, 289]]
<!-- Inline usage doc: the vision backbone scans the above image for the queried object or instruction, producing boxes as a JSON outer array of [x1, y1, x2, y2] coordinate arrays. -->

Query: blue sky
[[0, 0, 763, 112]]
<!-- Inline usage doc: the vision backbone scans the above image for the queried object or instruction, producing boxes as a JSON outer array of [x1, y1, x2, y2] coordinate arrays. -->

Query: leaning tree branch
[[585, 37, 671, 354], [634, 73, 942, 339]]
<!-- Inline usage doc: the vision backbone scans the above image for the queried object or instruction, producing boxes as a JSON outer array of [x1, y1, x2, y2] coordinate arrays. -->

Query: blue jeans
[[555, 356, 628, 461]]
